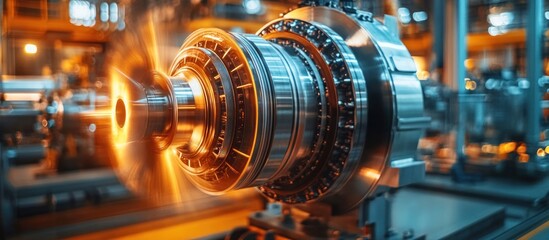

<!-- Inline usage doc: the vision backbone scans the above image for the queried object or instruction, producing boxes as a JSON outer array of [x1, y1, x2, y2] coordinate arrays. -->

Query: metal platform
[[391, 188, 506, 239], [246, 174, 549, 239], [412, 174, 549, 239], [247, 188, 506, 239], [415, 174, 549, 206]]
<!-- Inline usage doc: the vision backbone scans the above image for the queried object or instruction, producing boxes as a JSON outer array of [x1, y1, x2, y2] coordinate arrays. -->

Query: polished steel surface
[[282, 7, 427, 213], [114, 6, 426, 214]]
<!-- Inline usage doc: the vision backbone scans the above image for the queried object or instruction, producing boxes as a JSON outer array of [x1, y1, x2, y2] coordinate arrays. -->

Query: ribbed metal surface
[[115, 6, 426, 214]]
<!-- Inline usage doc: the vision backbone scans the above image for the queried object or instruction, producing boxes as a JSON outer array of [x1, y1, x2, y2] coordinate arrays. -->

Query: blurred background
[[1, 0, 549, 239]]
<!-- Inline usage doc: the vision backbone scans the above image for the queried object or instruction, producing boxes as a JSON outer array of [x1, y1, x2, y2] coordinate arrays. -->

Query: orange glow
[[163, 150, 183, 203], [503, 142, 517, 152], [110, 70, 133, 147], [3, 92, 42, 101], [518, 154, 529, 163], [107, 13, 199, 203], [465, 78, 477, 91], [499, 142, 517, 154], [481, 144, 497, 153], [359, 168, 381, 180], [412, 56, 428, 80], [82, 109, 113, 118], [464, 58, 475, 70], [517, 144, 527, 154]]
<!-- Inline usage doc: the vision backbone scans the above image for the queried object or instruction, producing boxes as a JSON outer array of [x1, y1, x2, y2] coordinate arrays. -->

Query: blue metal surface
[[526, 0, 544, 170]]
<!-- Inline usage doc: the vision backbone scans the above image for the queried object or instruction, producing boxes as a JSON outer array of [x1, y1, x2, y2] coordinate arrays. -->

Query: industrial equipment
[[111, 2, 428, 238], [0, 75, 131, 236], [2, 1, 548, 239], [418, 74, 549, 179]]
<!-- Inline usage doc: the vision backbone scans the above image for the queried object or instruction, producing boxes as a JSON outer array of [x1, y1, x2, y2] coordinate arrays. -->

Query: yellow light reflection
[[465, 78, 477, 91], [464, 58, 475, 70], [498, 142, 517, 154], [537, 148, 546, 157]]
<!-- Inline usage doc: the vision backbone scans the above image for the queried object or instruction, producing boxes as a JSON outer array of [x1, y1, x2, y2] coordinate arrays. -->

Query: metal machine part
[[113, 6, 427, 214]]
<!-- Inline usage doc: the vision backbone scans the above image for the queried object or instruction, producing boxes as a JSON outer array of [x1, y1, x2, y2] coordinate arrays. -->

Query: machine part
[[113, 6, 427, 214], [5, 144, 46, 166]]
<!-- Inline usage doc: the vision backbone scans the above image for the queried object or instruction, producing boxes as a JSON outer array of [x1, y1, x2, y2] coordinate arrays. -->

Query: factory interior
[[1, 0, 549, 239]]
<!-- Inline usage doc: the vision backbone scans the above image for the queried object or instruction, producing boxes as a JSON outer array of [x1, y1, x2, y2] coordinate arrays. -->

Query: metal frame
[[443, 0, 468, 162], [526, 0, 544, 170]]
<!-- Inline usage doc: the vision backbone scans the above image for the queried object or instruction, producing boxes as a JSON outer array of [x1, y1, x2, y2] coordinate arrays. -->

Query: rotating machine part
[[113, 6, 427, 214]]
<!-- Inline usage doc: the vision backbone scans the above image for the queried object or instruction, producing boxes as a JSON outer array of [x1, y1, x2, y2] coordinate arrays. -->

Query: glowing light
[[359, 168, 381, 180], [111, 70, 133, 145], [464, 58, 475, 70], [108, 15, 194, 203], [518, 79, 529, 89], [465, 78, 477, 91], [487, 12, 513, 36], [163, 150, 183, 203], [499, 142, 517, 154], [88, 123, 97, 133], [487, 26, 509, 36], [109, 3, 118, 23], [398, 7, 411, 24], [87, 4, 96, 27], [487, 26, 497, 36], [117, 5, 126, 30], [100, 2, 109, 22], [412, 11, 428, 22], [481, 144, 491, 153], [411, 56, 428, 80], [69, 0, 95, 27], [243, 0, 261, 14], [517, 144, 527, 154], [3, 92, 41, 101], [518, 154, 529, 163], [545, 146, 549, 154], [488, 12, 514, 27], [24, 44, 37, 54], [537, 148, 546, 157]]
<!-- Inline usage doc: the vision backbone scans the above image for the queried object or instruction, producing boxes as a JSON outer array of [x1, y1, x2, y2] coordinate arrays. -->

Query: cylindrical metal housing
[[114, 6, 426, 214]]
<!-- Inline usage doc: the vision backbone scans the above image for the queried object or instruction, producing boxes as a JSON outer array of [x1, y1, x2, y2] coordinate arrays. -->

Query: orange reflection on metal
[[359, 168, 381, 181], [110, 72, 132, 148], [107, 13, 199, 203], [163, 149, 183, 203]]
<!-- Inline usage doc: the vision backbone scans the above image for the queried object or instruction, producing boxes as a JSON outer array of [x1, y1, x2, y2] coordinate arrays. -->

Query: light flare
[[107, 12, 202, 204]]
